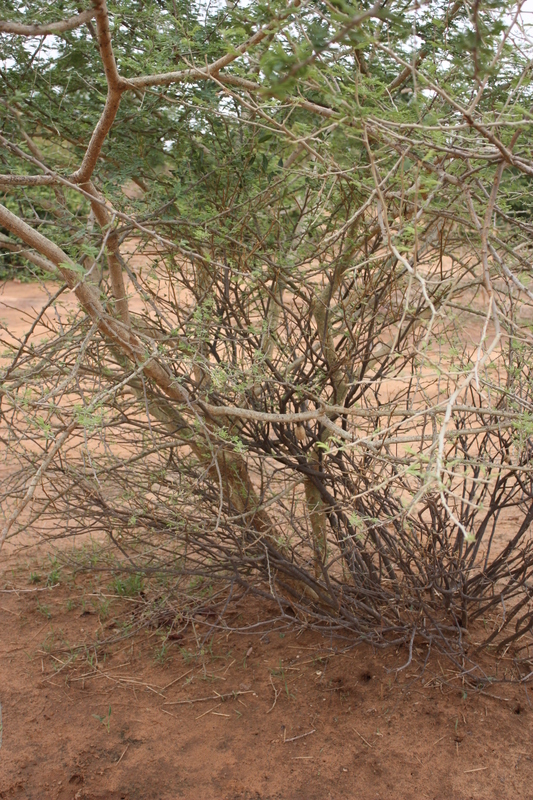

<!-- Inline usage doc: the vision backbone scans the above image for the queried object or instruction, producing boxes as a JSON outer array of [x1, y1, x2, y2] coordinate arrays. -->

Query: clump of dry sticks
[[2, 0, 533, 676]]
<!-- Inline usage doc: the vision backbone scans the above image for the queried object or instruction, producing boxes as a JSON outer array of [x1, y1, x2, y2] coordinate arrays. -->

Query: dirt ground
[[0, 546, 532, 800]]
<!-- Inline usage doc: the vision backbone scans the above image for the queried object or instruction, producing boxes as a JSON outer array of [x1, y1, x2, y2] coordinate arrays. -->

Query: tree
[[2, 0, 533, 667]]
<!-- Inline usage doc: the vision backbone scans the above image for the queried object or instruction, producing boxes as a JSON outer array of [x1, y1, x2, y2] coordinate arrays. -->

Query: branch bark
[[0, 10, 94, 36]]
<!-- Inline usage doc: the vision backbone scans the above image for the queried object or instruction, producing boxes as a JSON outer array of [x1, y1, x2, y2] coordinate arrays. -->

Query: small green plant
[[112, 574, 144, 597], [199, 638, 215, 660], [94, 597, 111, 621], [29, 572, 41, 584], [36, 601, 51, 619], [271, 661, 294, 700], [154, 641, 172, 665], [46, 558, 61, 586], [41, 632, 56, 653], [116, 620, 134, 635], [93, 706, 112, 734], [178, 646, 196, 665]]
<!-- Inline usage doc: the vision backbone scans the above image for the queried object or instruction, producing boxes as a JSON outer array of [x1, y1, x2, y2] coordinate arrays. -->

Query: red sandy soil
[[1, 548, 533, 800]]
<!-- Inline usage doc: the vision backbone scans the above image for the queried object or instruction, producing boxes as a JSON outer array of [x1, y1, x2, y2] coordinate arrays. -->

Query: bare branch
[[83, 180, 131, 326], [0, 422, 77, 551], [0, 233, 56, 272], [0, 174, 56, 185], [0, 10, 94, 36], [71, 0, 126, 183]]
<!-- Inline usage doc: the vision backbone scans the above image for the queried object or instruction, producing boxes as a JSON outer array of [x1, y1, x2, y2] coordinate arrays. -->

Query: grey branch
[[0, 10, 95, 36]]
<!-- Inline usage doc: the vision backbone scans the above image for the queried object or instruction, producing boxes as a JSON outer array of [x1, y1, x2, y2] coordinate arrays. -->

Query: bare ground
[[0, 546, 532, 800]]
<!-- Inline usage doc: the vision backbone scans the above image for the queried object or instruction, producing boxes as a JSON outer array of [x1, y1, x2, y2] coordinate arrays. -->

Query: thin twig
[[284, 729, 316, 743], [351, 727, 373, 748], [164, 690, 254, 706]]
